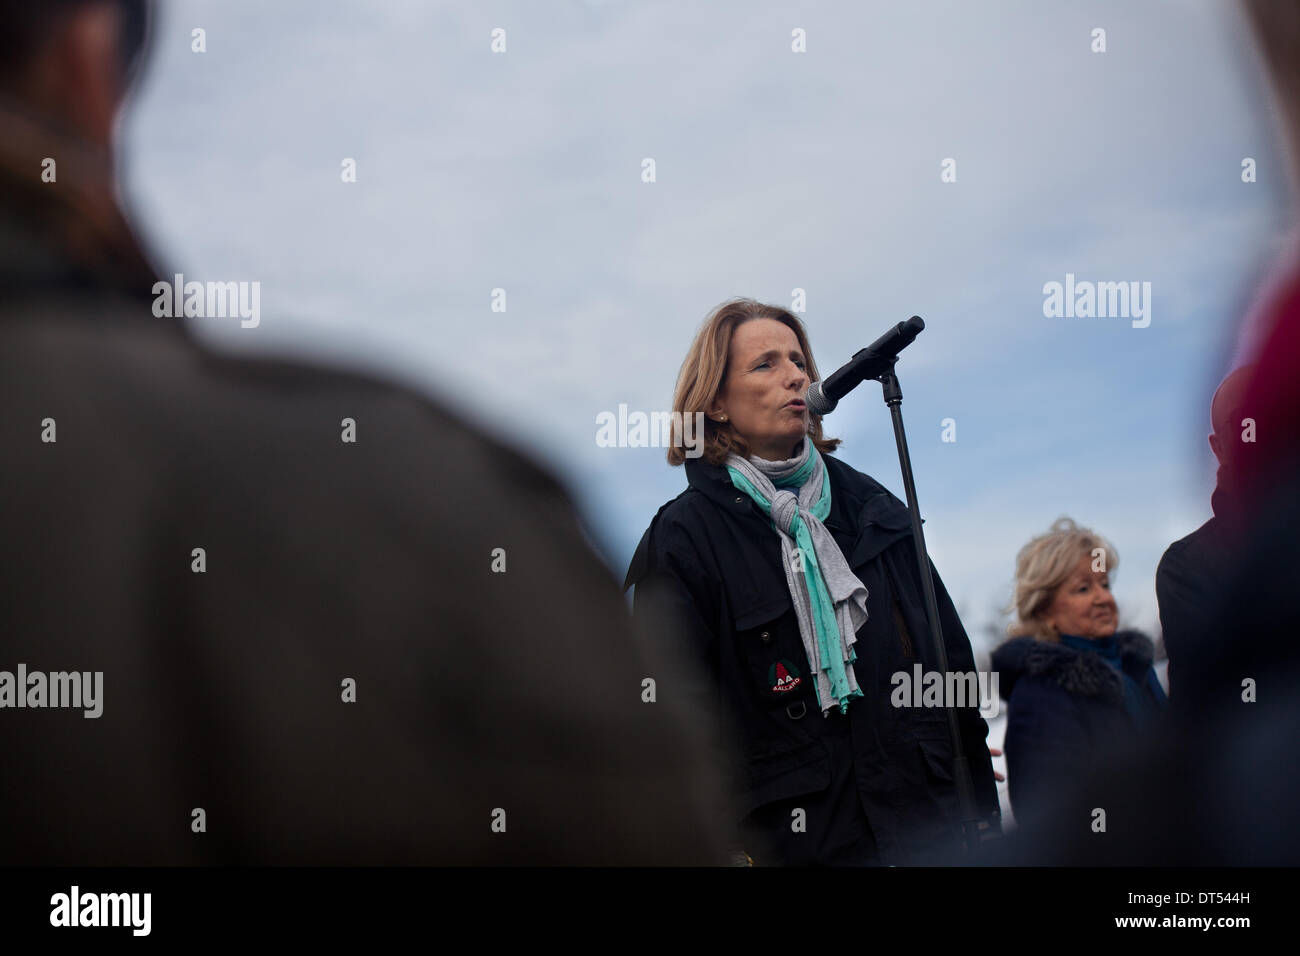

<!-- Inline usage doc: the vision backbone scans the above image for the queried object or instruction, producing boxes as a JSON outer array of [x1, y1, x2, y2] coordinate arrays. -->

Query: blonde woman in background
[[991, 518, 1167, 831]]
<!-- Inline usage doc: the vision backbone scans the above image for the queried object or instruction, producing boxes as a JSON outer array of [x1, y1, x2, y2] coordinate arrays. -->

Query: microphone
[[804, 316, 925, 415]]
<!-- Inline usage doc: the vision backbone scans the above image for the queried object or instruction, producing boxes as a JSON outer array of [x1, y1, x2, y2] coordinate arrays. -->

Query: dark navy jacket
[[991, 630, 1167, 831], [624, 451, 1001, 865], [1155, 483, 1241, 705]]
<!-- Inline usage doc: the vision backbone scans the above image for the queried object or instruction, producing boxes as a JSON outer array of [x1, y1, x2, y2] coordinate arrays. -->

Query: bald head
[[1212, 365, 1254, 438], [1209, 364, 1256, 470]]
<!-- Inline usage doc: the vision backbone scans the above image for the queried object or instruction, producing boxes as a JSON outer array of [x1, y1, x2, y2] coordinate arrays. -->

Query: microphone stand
[[877, 360, 985, 860]]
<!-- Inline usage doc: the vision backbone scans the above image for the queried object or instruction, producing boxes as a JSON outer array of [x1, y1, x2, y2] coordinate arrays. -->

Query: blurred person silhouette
[[1155, 365, 1254, 703], [0, 0, 733, 864], [991, 519, 1166, 835], [988, 0, 1300, 865]]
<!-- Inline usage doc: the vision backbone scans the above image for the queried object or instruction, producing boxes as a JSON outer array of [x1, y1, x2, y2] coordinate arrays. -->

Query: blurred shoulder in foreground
[[0, 0, 731, 864]]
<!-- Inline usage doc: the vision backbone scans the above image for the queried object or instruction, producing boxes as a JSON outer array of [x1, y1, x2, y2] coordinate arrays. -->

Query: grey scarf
[[725, 440, 869, 715]]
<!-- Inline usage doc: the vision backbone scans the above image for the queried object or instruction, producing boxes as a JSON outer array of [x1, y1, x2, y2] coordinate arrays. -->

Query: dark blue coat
[[624, 451, 1001, 865], [1155, 483, 1239, 705], [991, 630, 1166, 830]]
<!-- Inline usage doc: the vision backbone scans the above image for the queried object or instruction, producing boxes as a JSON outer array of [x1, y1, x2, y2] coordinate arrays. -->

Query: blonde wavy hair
[[666, 298, 842, 466], [1007, 517, 1119, 641]]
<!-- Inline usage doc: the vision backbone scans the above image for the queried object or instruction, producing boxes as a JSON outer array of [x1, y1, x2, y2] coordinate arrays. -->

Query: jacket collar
[[684, 448, 867, 537], [991, 630, 1156, 703]]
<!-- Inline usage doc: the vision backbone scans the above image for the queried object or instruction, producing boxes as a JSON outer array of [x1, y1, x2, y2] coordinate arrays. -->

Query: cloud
[[119, 0, 1287, 624]]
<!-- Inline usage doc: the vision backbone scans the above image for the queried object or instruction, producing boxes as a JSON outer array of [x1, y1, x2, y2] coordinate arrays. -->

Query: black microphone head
[[805, 381, 836, 416], [900, 315, 925, 345]]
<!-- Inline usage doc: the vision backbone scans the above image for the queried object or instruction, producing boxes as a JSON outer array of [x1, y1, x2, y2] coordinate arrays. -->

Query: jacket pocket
[[739, 738, 832, 818], [735, 596, 793, 632], [896, 710, 958, 786], [917, 738, 955, 783], [905, 708, 957, 746], [888, 736, 964, 859], [849, 493, 914, 566], [734, 596, 817, 714]]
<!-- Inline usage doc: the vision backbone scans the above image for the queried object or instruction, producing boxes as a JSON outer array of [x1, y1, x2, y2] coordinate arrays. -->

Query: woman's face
[[1042, 552, 1118, 639], [710, 318, 811, 461]]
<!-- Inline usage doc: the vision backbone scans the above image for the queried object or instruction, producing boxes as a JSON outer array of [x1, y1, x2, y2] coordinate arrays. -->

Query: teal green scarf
[[725, 442, 867, 715]]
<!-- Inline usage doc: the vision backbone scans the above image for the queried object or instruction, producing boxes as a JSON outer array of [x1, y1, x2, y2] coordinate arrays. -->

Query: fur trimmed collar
[[991, 630, 1156, 704]]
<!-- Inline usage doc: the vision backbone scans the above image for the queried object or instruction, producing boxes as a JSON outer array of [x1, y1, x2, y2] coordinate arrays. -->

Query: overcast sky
[[119, 0, 1291, 659]]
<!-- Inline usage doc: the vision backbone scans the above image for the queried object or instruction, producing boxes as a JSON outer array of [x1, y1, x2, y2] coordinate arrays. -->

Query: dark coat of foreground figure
[[625, 452, 1002, 865], [0, 101, 731, 865], [1155, 482, 1238, 702]]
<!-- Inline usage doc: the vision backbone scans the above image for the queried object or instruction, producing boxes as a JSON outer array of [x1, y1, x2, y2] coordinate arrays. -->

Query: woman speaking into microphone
[[624, 298, 1001, 866]]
